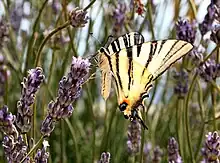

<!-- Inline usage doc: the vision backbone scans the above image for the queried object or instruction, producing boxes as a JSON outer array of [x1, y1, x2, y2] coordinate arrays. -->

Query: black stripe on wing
[[153, 42, 191, 81], [142, 41, 158, 76], [102, 48, 120, 96], [115, 52, 123, 90], [107, 32, 145, 55], [158, 40, 166, 54], [127, 47, 133, 90]]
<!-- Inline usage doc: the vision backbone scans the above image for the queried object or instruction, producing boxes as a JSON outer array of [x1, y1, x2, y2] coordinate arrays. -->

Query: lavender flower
[[0, 106, 28, 162], [199, 0, 220, 35], [197, 59, 220, 82], [0, 18, 9, 49], [0, 106, 18, 138], [69, 7, 89, 28], [144, 143, 152, 163], [173, 70, 188, 98], [0, 55, 10, 97], [41, 56, 90, 136], [3, 135, 28, 162], [40, 116, 56, 137], [176, 18, 196, 44], [16, 67, 45, 133], [98, 152, 111, 163], [188, 45, 204, 66], [112, 2, 127, 35], [152, 146, 163, 163], [210, 24, 220, 44], [167, 137, 182, 163], [10, 4, 23, 32], [34, 140, 50, 163], [127, 120, 141, 154], [51, 0, 61, 14], [201, 131, 220, 162]]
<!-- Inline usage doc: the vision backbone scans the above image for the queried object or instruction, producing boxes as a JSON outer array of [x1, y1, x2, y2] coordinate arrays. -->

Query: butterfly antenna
[[89, 32, 102, 45], [136, 113, 148, 130], [104, 35, 114, 48], [136, 104, 148, 130]]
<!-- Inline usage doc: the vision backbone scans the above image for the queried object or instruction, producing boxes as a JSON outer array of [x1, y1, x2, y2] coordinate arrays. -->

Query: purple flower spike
[[173, 70, 188, 98], [2, 135, 28, 162], [16, 67, 45, 133], [127, 120, 141, 154], [0, 106, 28, 162], [210, 24, 220, 43], [34, 140, 50, 163], [152, 146, 163, 163], [0, 106, 18, 138], [40, 116, 55, 137], [168, 137, 182, 163], [0, 18, 9, 49], [176, 18, 196, 44], [201, 131, 220, 162], [112, 2, 127, 35], [41, 56, 90, 136], [69, 7, 89, 28], [199, 3, 217, 36], [197, 59, 220, 82], [98, 152, 111, 163]]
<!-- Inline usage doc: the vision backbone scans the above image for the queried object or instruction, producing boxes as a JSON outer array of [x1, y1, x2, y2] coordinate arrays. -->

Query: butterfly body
[[97, 32, 193, 129]]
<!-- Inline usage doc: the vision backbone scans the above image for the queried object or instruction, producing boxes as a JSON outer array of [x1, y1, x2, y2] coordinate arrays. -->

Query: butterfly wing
[[98, 54, 112, 100], [106, 32, 145, 55], [98, 32, 145, 100], [107, 39, 193, 110]]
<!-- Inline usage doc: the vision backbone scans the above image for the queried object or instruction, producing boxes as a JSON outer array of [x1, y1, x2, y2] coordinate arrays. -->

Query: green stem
[[3, 76, 8, 105], [34, 21, 70, 67], [184, 73, 197, 163], [211, 85, 217, 130], [147, 0, 155, 39], [21, 136, 44, 163], [61, 120, 66, 163], [24, 0, 48, 74], [64, 118, 80, 163], [177, 98, 184, 160], [63, 0, 77, 56], [210, 80, 220, 94], [139, 108, 146, 163], [188, 0, 197, 19], [86, 85, 96, 162], [32, 103, 37, 142], [194, 81, 205, 161]]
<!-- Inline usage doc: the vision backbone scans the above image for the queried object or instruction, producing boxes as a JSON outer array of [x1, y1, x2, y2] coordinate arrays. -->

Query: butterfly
[[96, 32, 193, 129]]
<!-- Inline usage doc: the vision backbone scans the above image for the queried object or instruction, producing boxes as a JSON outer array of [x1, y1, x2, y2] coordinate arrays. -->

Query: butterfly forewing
[[105, 39, 193, 106], [99, 32, 145, 100], [107, 32, 145, 55]]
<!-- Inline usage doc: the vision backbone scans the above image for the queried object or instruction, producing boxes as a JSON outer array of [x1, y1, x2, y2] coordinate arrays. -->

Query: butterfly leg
[[131, 106, 148, 130]]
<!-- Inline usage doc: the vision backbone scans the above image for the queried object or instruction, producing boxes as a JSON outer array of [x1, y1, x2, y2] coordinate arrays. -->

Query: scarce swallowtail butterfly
[[97, 32, 193, 129]]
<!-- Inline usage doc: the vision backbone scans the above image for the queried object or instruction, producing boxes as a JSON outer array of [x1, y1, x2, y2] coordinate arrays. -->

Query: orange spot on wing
[[120, 99, 130, 105]]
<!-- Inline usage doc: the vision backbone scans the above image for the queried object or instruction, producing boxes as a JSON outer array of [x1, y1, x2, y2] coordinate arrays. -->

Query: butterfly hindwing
[[98, 53, 112, 100]]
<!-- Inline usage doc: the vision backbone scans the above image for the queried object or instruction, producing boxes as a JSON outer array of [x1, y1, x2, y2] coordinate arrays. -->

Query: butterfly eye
[[99, 47, 105, 53], [119, 102, 128, 111], [124, 114, 129, 119]]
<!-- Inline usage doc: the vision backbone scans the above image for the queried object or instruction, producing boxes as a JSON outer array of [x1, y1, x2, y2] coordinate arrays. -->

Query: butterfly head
[[119, 100, 148, 130]]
